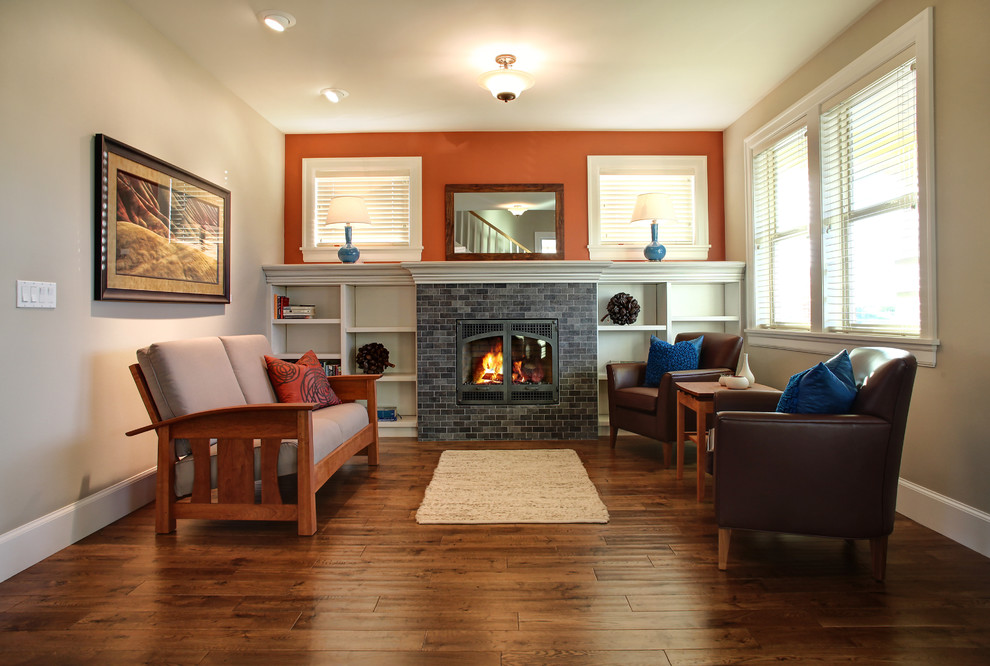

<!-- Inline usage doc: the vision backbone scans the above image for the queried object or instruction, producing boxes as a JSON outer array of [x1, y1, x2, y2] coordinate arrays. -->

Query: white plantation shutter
[[598, 174, 696, 246], [821, 57, 920, 336], [751, 126, 811, 330], [587, 155, 709, 260], [314, 172, 410, 246], [743, 10, 935, 365], [301, 156, 422, 262]]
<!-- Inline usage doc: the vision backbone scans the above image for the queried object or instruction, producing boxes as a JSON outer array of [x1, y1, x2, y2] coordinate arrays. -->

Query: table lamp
[[630, 193, 676, 262], [326, 196, 371, 263]]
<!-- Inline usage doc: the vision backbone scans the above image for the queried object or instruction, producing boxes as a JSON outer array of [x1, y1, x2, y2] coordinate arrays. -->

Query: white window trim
[[587, 155, 710, 261], [301, 156, 423, 263], [743, 8, 938, 366]]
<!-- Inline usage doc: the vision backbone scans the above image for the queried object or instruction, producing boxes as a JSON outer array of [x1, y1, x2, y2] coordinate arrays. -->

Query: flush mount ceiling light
[[320, 88, 349, 103], [258, 10, 296, 32], [478, 54, 534, 102], [506, 204, 530, 216]]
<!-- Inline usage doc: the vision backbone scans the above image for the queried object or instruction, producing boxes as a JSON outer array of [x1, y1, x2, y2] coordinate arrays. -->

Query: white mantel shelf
[[264, 261, 745, 285], [263, 264, 414, 286], [402, 261, 613, 283]]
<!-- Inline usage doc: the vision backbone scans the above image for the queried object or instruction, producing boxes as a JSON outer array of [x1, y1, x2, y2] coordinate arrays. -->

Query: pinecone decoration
[[355, 342, 395, 375], [601, 292, 641, 325]]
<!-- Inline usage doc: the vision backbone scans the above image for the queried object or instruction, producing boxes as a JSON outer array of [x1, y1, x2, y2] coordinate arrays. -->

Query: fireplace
[[456, 319, 558, 405]]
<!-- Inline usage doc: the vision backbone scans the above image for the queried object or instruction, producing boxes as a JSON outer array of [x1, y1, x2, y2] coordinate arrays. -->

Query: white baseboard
[[0, 468, 156, 583], [897, 477, 990, 559]]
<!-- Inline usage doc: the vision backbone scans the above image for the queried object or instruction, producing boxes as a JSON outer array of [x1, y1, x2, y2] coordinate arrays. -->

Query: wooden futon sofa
[[126, 334, 379, 535]]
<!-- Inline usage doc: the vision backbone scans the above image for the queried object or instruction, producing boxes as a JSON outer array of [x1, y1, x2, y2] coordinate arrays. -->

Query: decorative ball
[[600, 292, 641, 325], [355, 342, 396, 375]]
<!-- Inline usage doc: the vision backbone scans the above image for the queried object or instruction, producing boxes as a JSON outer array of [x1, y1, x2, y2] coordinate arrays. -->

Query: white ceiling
[[124, 0, 879, 134]]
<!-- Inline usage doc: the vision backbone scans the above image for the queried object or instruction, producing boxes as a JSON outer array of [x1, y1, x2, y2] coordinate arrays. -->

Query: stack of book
[[377, 406, 399, 421], [282, 305, 316, 319], [273, 296, 317, 319], [321, 361, 342, 376], [273, 295, 290, 319]]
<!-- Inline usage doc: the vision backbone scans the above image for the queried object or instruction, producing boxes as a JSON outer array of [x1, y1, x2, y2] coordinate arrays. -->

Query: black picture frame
[[94, 134, 230, 303]]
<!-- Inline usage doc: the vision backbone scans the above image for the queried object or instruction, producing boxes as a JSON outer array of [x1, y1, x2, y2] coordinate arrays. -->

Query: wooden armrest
[[328, 374, 381, 401], [126, 402, 317, 437]]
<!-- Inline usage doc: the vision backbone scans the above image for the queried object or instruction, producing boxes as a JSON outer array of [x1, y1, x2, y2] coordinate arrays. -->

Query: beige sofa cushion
[[137, 336, 246, 420], [220, 334, 277, 404]]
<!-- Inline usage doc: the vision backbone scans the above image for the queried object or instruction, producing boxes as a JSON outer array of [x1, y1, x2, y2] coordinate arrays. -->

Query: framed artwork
[[94, 134, 230, 303]]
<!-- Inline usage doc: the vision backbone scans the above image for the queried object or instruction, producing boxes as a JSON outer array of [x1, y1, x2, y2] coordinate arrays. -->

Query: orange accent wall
[[283, 131, 724, 263]]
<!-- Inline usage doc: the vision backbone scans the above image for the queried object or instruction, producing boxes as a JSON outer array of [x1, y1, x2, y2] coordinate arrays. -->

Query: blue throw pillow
[[776, 349, 855, 413], [776, 351, 858, 414], [643, 335, 703, 387], [824, 349, 856, 390]]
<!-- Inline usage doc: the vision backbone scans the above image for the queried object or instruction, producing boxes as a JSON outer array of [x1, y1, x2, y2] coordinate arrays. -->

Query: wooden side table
[[675, 380, 775, 502]]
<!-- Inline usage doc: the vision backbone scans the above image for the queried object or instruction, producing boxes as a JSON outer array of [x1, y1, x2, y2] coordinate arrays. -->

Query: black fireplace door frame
[[455, 318, 558, 405]]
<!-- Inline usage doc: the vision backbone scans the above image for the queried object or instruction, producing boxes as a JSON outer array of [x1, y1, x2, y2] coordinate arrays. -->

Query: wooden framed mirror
[[445, 183, 564, 260]]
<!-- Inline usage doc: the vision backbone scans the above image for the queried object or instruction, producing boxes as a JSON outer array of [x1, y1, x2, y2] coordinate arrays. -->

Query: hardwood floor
[[2, 436, 989, 664]]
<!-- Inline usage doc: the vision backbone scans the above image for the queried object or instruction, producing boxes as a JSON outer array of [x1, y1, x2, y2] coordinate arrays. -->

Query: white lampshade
[[325, 196, 371, 226], [630, 193, 677, 224]]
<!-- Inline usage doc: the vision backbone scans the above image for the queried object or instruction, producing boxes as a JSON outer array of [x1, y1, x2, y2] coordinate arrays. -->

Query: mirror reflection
[[445, 184, 564, 261], [452, 192, 556, 254]]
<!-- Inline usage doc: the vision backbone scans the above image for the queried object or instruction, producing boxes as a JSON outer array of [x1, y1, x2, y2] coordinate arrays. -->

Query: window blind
[[751, 126, 811, 329], [597, 173, 696, 246], [313, 172, 411, 246], [821, 58, 919, 336]]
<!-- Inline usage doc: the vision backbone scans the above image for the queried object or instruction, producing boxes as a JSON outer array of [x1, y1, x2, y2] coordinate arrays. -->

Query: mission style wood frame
[[445, 183, 564, 261], [94, 134, 231, 303], [126, 363, 380, 535]]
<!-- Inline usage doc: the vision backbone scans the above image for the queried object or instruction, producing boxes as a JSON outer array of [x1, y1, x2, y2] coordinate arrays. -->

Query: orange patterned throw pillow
[[264, 350, 342, 408]]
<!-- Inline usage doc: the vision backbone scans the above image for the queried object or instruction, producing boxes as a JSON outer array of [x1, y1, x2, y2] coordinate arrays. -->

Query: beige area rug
[[415, 449, 609, 524]]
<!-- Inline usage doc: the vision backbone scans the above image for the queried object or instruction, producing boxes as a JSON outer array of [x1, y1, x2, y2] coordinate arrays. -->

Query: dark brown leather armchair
[[712, 347, 917, 580], [606, 332, 742, 465]]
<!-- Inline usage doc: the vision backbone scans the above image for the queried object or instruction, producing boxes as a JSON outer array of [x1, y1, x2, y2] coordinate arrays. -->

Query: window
[[744, 9, 936, 365], [588, 155, 709, 260], [752, 126, 811, 330], [301, 157, 422, 262], [821, 57, 920, 336]]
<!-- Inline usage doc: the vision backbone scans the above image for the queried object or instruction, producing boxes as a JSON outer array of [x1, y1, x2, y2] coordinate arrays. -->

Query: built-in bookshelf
[[264, 265, 418, 437], [264, 261, 746, 438]]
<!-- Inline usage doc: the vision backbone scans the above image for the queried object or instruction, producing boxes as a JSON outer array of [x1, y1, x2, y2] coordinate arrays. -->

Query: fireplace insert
[[455, 319, 558, 405]]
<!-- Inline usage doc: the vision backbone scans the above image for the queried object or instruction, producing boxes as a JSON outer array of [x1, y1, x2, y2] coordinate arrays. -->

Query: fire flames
[[471, 338, 547, 385], [473, 340, 504, 384]]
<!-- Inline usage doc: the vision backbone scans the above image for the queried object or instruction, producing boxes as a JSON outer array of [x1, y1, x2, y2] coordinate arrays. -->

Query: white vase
[[737, 352, 755, 385]]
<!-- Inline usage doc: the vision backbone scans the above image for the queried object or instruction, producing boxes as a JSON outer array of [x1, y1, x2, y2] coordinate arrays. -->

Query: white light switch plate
[[16, 280, 56, 309]]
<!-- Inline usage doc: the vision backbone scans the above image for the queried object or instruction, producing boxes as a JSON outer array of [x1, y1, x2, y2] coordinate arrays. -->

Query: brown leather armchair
[[712, 347, 917, 580], [606, 331, 742, 465]]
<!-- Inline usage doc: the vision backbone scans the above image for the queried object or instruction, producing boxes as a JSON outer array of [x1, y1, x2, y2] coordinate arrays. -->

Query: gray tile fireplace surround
[[417, 282, 598, 441]]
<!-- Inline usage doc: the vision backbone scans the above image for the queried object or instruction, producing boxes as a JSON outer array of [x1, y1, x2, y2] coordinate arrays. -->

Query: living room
[[2, 0, 989, 661]]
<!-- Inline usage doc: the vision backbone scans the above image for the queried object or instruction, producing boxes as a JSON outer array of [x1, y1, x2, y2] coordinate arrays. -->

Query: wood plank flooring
[[2, 436, 990, 664]]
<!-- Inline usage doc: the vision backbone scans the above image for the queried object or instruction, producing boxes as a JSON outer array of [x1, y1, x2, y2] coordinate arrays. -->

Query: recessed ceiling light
[[258, 10, 296, 32], [321, 88, 349, 103]]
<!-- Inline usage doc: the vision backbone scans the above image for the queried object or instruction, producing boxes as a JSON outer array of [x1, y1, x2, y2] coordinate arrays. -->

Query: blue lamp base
[[337, 225, 360, 263], [643, 221, 666, 261]]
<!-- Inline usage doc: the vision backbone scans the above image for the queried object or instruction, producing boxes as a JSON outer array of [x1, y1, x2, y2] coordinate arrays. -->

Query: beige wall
[[724, 0, 990, 514], [0, 0, 283, 535]]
